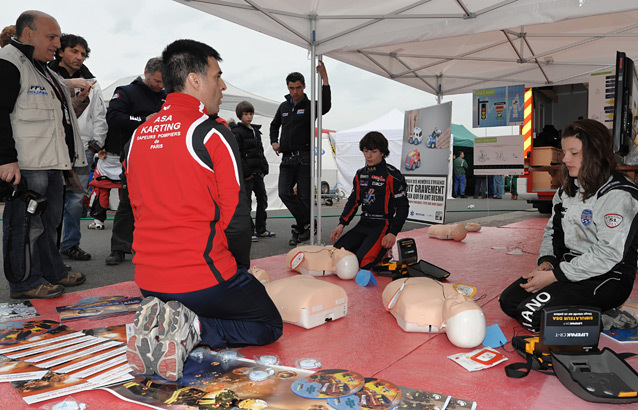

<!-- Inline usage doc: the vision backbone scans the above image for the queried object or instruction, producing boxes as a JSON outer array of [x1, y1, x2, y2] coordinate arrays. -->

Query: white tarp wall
[[333, 109, 404, 195]]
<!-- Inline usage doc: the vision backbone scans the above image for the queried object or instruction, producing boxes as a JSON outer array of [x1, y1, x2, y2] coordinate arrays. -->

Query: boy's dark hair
[[235, 100, 254, 119], [359, 131, 390, 158], [560, 119, 616, 200], [161, 39, 222, 93], [286, 72, 305, 85], [59, 34, 90, 58]]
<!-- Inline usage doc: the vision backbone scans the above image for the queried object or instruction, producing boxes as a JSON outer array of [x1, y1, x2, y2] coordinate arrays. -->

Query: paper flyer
[[0, 301, 39, 323], [56, 297, 141, 322], [0, 356, 48, 382]]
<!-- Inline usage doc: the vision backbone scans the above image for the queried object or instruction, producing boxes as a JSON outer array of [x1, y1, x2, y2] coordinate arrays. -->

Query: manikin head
[[332, 248, 359, 280], [442, 291, 486, 348]]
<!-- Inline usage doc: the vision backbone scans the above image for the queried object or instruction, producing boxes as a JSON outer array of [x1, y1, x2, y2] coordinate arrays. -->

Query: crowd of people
[[1, 9, 636, 384]]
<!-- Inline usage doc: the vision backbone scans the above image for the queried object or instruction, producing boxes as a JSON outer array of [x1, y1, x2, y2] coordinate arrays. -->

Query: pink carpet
[[3, 220, 638, 409]]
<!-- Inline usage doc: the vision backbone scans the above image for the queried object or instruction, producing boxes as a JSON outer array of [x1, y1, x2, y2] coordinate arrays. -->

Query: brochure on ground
[[56, 296, 142, 322], [602, 328, 638, 343], [103, 347, 477, 410], [0, 320, 133, 404], [0, 301, 39, 323]]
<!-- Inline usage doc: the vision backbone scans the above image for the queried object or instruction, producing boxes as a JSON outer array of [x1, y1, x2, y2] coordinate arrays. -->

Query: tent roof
[[102, 75, 281, 117], [451, 123, 476, 148], [336, 108, 474, 145], [175, 0, 638, 96], [338, 108, 405, 134]]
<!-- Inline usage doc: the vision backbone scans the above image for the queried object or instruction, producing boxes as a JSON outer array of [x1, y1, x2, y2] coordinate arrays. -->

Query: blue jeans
[[278, 153, 310, 231], [453, 174, 466, 196], [473, 176, 486, 197], [4, 170, 68, 293], [494, 175, 504, 198], [141, 268, 283, 348], [61, 149, 92, 251]]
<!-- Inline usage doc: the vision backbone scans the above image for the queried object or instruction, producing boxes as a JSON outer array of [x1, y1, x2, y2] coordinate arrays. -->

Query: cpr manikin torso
[[382, 277, 486, 348], [285, 246, 359, 280]]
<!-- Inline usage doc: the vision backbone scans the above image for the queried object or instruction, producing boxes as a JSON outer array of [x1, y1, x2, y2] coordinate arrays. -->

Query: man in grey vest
[[0, 10, 87, 299]]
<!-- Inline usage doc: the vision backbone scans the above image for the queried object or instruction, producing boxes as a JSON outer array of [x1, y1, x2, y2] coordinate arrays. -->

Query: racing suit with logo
[[124, 92, 281, 348], [500, 173, 638, 331], [335, 159, 409, 268]]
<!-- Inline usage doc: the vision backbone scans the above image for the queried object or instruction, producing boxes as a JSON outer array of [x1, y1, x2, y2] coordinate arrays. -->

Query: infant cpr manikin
[[427, 223, 468, 241], [382, 277, 486, 348], [285, 245, 359, 280]]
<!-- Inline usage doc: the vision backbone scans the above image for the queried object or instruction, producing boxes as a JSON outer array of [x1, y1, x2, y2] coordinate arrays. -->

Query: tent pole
[[310, 18, 317, 245], [316, 55, 324, 245]]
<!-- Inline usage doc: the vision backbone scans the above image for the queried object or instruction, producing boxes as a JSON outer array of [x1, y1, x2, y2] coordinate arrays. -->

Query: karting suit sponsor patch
[[604, 213, 623, 228]]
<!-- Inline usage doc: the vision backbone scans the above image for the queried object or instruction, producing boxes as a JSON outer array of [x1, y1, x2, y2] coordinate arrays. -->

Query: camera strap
[[3, 201, 32, 283]]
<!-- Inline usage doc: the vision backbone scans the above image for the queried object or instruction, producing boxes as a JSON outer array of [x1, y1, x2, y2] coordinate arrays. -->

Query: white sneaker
[[88, 220, 105, 230], [126, 296, 163, 375], [153, 300, 201, 381]]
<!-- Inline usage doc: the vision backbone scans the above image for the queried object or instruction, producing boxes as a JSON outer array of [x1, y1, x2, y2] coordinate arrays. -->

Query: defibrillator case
[[265, 275, 348, 329], [551, 348, 638, 404]]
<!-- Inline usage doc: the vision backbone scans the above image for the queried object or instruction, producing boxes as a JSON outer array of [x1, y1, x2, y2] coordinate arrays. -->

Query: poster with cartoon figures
[[473, 135, 524, 175], [402, 103, 452, 225], [472, 85, 525, 128]]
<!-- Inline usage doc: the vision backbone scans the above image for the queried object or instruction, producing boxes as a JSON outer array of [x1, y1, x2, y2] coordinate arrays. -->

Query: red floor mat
[[3, 220, 638, 409]]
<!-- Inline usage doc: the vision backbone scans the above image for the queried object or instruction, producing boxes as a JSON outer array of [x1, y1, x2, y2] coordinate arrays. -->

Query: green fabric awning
[[451, 123, 476, 148]]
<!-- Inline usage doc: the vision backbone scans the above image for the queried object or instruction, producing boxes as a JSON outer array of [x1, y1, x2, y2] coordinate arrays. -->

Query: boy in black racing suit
[[330, 132, 409, 269]]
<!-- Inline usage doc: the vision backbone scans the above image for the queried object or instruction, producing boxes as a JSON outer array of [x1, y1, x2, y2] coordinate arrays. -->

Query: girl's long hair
[[560, 119, 616, 200]]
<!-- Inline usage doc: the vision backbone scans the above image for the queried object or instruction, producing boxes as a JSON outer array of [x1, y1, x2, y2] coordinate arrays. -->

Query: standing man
[[270, 63, 331, 246], [0, 10, 87, 299], [49, 34, 107, 261], [105, 57, 166, 266], [453, 150, 468, 198], [125, 39, 281, 382]]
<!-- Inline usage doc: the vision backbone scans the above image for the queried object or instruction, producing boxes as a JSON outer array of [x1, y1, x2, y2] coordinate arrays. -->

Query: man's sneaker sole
[[153, 300, 201, 381], [126, 297, 162, 375]]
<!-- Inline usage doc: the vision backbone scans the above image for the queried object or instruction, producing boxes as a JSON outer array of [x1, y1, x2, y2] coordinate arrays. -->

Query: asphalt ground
[[0, 192, 547, 302]]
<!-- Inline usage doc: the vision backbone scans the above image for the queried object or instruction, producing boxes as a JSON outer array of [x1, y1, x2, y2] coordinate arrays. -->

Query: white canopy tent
[[174, 1, 638, 97], [173, 0, 638, 240], [333, 109, 404, 195]]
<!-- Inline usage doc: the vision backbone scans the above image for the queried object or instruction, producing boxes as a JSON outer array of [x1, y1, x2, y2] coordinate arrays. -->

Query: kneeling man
[[125, 39, 282, 381]]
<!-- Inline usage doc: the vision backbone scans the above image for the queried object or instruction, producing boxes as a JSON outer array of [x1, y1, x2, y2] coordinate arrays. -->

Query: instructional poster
[[402, 103, 452, 224], [473, 135, 524, 175], [473, 85, 525, 127]]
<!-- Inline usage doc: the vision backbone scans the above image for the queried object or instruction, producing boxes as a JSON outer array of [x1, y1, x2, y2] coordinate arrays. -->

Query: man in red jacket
[[125, 39, 282, 382]]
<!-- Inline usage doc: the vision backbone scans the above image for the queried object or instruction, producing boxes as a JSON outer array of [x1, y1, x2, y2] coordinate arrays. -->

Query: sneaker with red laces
[[10, 282, 64, 299], [126, 296, 163, 375], [153, 300, 201, 381]]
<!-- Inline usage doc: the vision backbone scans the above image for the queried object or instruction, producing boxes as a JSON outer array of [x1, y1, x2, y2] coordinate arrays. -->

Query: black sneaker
[[106, 251, 125, 265], [60, 245, 91, 261], [297, 228, 311, 242], [289, 230, 299, 246]]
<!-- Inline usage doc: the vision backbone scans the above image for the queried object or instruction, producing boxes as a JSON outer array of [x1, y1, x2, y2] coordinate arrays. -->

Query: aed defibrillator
[[372, 238, 450, 281], [506, 306, 638, 404]]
